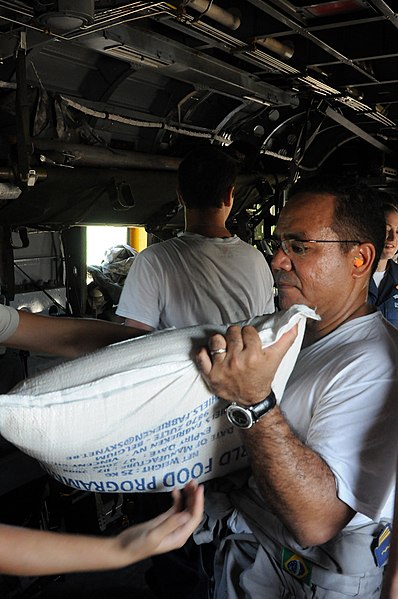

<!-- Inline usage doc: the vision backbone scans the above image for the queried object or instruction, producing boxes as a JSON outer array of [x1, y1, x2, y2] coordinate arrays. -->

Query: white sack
[[0, 305, 318, 492]]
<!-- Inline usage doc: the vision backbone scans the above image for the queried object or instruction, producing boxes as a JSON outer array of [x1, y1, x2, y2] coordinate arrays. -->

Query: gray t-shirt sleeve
[[0, 305, 20, 343], [116, 251, 161, 328]]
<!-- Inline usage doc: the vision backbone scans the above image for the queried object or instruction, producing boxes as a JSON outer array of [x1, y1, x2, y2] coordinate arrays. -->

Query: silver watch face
[[226, 404, 254, 429]]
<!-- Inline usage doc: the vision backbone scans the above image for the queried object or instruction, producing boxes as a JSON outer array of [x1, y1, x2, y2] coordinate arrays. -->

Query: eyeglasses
[[264, 238, 361, 257]]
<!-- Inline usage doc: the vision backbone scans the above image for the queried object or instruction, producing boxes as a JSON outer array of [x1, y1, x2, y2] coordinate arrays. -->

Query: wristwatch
[[226, 390, 276, 429]]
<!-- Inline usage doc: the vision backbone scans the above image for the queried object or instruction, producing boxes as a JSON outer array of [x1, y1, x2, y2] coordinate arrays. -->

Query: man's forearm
[[6, 312, 145, 358], [0, 525, 124, 576], [124, 317, 154, 332], [0, 482, 204, 576], [242, 406, 354, 547]]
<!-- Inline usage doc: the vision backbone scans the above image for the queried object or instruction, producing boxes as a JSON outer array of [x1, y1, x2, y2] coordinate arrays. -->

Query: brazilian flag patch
[[282, 547, 312, 586]]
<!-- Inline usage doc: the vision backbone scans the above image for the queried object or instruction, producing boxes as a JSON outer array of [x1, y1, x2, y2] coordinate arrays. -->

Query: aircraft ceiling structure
[[0, 0, 397, 227]]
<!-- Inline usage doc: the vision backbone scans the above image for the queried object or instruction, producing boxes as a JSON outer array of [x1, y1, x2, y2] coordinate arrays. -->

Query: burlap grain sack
[[0, 305, 318, 492]]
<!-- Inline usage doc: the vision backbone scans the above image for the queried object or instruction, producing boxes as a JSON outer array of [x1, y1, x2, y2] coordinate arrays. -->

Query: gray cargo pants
[[212, 531, 384, 598]]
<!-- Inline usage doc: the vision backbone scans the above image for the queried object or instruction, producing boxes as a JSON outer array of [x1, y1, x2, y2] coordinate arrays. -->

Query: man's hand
[[196, 324, 298, 405]]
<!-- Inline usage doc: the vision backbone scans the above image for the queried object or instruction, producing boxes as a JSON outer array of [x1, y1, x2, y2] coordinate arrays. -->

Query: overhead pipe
[[185, 0, 241, 31], [33, 140, 181, 171], [0, 167, 17, 181], [0, 166, 47, 181], [255, 37, 294, 60]]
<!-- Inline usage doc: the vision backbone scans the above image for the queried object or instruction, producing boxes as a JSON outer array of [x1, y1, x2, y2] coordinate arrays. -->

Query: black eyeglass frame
[[264, 238, 362, 257]]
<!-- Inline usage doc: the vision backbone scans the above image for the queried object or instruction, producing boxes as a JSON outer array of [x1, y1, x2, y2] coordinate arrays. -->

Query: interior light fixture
[[37, 0, 94, 33], [303, 0, 365, 18]]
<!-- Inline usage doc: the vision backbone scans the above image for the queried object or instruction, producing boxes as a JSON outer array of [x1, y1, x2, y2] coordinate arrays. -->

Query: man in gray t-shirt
[[117, 146, 274, 331]]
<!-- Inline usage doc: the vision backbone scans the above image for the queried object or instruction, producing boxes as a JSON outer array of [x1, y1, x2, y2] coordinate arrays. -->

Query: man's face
[[272, 192, 357, 320], [382, 209, 398, 262]]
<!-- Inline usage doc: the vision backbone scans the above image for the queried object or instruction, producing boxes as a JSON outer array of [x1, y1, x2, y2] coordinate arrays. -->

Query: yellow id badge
[[282, 547, 312, 586]]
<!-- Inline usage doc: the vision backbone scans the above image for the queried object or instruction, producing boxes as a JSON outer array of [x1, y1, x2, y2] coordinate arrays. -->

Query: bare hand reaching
[[114, 480, 204, 562], [0, 481, 204, 576]]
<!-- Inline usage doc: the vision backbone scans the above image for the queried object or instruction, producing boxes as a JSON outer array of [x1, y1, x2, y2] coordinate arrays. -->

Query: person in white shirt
[[117, 145, 275, 331], [196, 177, 398, 598], [368, 201, 398, 327]]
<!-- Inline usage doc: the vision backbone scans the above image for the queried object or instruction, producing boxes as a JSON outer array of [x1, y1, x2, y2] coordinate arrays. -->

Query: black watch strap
[[226, 390, 277, 429], [250, 390, 277, 421]]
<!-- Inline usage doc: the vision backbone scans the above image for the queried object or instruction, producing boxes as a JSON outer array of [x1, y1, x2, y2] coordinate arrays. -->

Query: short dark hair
[[383, 202, 398, 215], [178, 146, 238, 209], [287, 176, 386, 270], [377, 190, 398, 216]]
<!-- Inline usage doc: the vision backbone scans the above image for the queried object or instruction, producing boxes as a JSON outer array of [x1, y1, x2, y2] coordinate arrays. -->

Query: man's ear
[[351, 243, 376, 278], [224, 186, 234, 208]]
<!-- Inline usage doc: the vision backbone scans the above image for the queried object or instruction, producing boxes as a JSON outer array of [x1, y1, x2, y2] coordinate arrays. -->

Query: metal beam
[[325, 106, 392, 154], [246, 0, 380, 83], [367, 0, 398, 29], [83, 27, 296, 107]]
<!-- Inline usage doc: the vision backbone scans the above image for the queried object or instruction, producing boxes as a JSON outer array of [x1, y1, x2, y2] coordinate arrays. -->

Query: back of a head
[[178, 146, 238, 210], [287, 176, 386, 268]]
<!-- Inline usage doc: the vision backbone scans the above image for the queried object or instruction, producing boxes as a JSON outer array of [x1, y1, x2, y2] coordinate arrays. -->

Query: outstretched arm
[[196, 325, 354, 547], [4, 310, 146, 358], [124, 317, 154, 332], [0, 481, 203, 576]]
